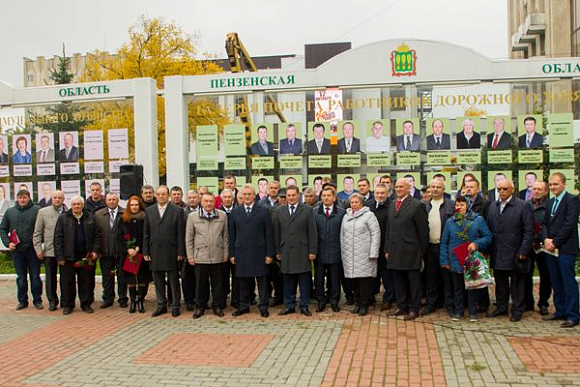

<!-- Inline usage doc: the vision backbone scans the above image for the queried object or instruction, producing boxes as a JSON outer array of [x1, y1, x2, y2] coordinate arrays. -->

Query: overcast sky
[[1, 0, 508, 87]]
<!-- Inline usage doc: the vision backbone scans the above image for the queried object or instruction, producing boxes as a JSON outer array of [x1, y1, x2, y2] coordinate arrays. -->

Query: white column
[[133, 78, 159, 186], [164, 76, 189, 189]]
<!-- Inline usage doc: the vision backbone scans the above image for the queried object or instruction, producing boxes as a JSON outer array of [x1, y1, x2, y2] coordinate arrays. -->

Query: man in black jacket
[[423, 178, 455, 315], [54, 196, 101, 315], [84, 182, 106, 214], [486, 179, 534, 322], [0, 189, 41, 310], [366, 184, 393, 310], [541, 173, 580, 328]]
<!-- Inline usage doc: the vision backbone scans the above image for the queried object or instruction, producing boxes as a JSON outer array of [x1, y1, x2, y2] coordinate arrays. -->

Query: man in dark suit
[[541, 173, 580, 328], [426, 119, 451, 150], [396, 120, 420, 151], [518, 172, 537, 202], [59, 132, 79, 162], [337, 121, 361, 154], [357, 178, 374, 205], [220, 188, 239, 309], [273, 185, 317, 316], [487, 117, 512, 150], [423, 178, 455, 315], [279, 124, 303, 155], [38, 183, 53, 208], [143, 185, 186, 317], [306, 123, 331, 155], [487, 172, 507, 202], [404, 174, 422, 200], [518, 116, 543, 149], [250, 125, 275, 156], [385, 178, 429, 320], [486, 179, 534, 322], [36, 135, 55, 163], [366, 184, 394, 310], [229, 184, 274, 317], [456, 118, 481, 149], [95, 192, 126, 309]]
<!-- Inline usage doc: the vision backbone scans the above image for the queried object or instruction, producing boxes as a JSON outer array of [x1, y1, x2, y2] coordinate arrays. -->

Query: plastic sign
[[391, 43, 417, 77]]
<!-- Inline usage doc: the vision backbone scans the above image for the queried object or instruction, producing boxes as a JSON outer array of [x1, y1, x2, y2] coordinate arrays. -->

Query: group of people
[[1, 172, 578, 328]]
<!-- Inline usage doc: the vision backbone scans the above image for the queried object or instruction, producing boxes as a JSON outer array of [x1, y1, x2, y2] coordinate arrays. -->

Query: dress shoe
[[351, 305, 361, 314], [82, 306, 94, 314], [543, 314, 565, 321], [119, 301, 128, 308], [331, 304, 340, 312], [380, 302, 392, 311], [560, 320, 579, 328], [232, 309, 249, 316], [15, 303, 28, 311], [48, 302, 57, 311], [509, 315, 522, 322], [230, 303, 240, 309], [186, 303, 195, 312], [316, 303, 326, 313], [213, 308, 224, 317], [485, 309, 508, 318], [100, 301, 113, 309], [278, 308, 295, 316], [420, 307, 434, 316], [345, 297, 355, 306], [172, 308, 180, 317], [33, 302, 44, 310], [404, 311, 419, 321], [270, 299, 283, 307], [62, 307, 73, 315], [300, 308, 312, 316], [193, 309, 204, 319], [358, 307, 368, 316], [151, 307, 167, 317], [539, 306, 550, 316], [388, 308, 407, 317], [260, 309, 270, 318]]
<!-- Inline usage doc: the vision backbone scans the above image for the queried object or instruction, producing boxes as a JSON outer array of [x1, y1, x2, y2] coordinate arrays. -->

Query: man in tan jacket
[[186, 192, 229, 319]]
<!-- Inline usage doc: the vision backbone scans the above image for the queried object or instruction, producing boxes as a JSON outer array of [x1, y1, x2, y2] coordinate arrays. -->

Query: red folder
[[9, 229, 20, 246], [453, 241, 470, 268], [123, 253, 143, 275]]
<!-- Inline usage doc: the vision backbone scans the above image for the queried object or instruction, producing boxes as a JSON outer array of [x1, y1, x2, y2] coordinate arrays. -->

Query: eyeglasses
[[497, 187, 510, 191]]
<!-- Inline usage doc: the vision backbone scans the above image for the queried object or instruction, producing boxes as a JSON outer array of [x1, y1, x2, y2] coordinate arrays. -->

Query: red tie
[[492, 134, 499, 149], [325, 207, 330, 217], [396, 200, 402, 212]]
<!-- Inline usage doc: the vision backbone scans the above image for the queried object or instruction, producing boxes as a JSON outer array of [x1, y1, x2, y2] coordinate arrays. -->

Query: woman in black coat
[[118, 196, 151, 313]]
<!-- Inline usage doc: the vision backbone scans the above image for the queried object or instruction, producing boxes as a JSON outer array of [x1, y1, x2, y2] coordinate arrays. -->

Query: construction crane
[[225, 32, 286, 125]]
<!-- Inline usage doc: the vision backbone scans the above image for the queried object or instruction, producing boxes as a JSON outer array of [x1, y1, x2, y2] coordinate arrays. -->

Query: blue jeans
[[546, 254, 579, 323], [13, 249, 43, 305], [283, 272, 311, 310]]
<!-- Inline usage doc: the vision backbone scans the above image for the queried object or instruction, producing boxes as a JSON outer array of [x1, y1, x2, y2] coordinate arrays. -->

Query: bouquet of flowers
[[122, 234, 143, 276], [464, 251, 494, 290], [73, 252, 96, 271]]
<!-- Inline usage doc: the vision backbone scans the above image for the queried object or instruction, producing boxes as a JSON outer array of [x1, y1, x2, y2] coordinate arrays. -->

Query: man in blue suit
[[250, 125, 275, 156], [337, 122, 361, 154], [518, 116, 543, 149], [426, 119, 451, 150], [396, 120, 420, 151], [279, 124, 303, 155], [541, 173, 580, 328]]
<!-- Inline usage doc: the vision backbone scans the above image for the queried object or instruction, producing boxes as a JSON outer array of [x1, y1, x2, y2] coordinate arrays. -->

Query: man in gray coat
[[143, 185, 186, 317], [385, 178, 429, 320], [33, 190, 66, 311], [273, 185, 317, 316], [186, 192, 229, 319]]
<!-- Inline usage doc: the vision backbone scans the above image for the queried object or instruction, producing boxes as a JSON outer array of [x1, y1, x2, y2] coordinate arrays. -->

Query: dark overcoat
[[142, 203, 186, 271], [313, 204, 345, 264]]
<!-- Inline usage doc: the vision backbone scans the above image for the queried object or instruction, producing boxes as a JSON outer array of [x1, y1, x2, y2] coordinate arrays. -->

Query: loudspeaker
[[120, 164, 144, 200]]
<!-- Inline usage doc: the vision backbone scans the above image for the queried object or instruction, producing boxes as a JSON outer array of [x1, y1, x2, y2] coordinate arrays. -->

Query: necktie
[[525, 190, 532, 201], [66, 148, 70, 159], [551, 198, 559, 216], [500, 201, 506, 214], [492, 134, 499, 149], [325, 207, 330, 218], [246, 206, 251, 216], [527, 137, 531, 148], [41, 151, 46, 162], [290, 140, 294, 148], [396, 200, 402, 212], [346, 139, 351, 152], [109, 210, 115, 230], [317, 141, 322, 153], [290, 205, 295, 217], [405, 136, 411, 151], [435, 138, 441, 148]]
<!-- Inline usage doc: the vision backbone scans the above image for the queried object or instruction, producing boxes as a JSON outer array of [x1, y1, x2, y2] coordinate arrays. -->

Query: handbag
[[123, 253, 143, 275], [464, 251, 495, 290]]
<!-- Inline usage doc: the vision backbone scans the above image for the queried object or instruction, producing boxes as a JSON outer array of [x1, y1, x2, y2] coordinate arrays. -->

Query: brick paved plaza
[[0, 279, 579, 387]]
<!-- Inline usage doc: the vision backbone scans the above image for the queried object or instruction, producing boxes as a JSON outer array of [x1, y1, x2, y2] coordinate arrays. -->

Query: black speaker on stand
[[120, 164, 144, 200]]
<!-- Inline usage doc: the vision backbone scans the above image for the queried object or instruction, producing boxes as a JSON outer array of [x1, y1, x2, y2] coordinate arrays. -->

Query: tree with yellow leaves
[[82, 15, 229, 177]]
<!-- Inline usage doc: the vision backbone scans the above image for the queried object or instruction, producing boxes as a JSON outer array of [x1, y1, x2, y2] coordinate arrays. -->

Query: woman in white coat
[[340, 193, 381, 316]]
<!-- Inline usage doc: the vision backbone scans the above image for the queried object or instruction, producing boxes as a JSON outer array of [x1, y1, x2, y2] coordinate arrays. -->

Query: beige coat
[[185, 209, 229, 264], [32, 205, 63, 257]]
